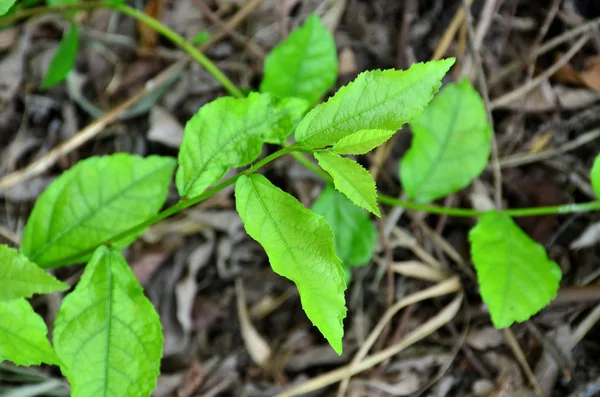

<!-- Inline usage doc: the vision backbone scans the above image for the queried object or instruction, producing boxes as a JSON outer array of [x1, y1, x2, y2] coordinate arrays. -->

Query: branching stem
[[6, 0, 600, 263]]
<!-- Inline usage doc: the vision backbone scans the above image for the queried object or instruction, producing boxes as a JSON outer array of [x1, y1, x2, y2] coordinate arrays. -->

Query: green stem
[[57, 146, 294, 265], [113, 4, 244, 98], [9, 1, 600, 238], [378, 194, 600, 218], [1, 2, 244, 99]]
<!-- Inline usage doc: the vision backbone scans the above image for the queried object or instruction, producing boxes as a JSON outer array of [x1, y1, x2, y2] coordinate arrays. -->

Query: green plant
[[2, 4, 600, 396]]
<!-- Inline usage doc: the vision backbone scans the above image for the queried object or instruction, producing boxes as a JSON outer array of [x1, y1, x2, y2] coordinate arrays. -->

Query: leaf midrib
[[247, 177, 334, 325], [299, 67, 442, 145], [411, 86, 463, 200], [102, 253, 114, 397]]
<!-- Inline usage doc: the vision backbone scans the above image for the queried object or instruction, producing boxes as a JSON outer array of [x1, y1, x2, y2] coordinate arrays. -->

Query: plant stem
[[1, 1, 244, 99], [10, 1, 600, 247], [113, 4, 244, 98], [378, 194, 600, 218], [57, 146, 296, 265]]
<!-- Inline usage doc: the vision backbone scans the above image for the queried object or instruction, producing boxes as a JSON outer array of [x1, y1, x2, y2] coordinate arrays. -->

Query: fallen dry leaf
[[148, 105, 184, 149], [235, 279, 272, 367], [556, 55, 600, 93], [570, 220, 600, 250]]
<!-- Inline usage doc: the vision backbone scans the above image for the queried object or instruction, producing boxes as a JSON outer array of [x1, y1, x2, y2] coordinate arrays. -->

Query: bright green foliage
[[312, 185, 377, 283], [260, 14, 338, 106], [191, 30, 210, 45], [294, 59, 455, 148], [590, 153, 600, 198], [0, 0, 17, 15], [235, 174, 346, 354], [332, 129, 396, 155], [21, 154, 176, 268], [314, 151, 379, 216], [0, 245, 68, 301], [401, 79, 491, 203], [53, 246, 162, 397], [41, 23, 79, 89], [0, 298, 59, 366], [176, 92, 308, 197], [469, 212, 562, 328]]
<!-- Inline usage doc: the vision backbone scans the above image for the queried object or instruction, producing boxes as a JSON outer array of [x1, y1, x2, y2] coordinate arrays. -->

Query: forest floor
[[2, 0, 600, 396]]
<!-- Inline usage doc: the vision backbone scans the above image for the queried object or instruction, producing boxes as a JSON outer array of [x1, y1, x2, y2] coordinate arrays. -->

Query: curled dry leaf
[[235, 279, 271, 367]]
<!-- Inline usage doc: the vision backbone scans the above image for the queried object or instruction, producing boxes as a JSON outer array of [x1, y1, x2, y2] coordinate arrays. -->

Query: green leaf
[[260, 13, 338, 106], [590, 153, 600, 199], [401, 79, 491, 203], [0, 244, 68, 301], [0, 0, 17, 15], [176, 92, 308, 197], [469, 212, 562, 328], [312, 184, 377, 278], [41, 22, 79, 89], [53, 246, 162, 397], [332, 129, 396, 155], [314, 151, 379, 216], [0, 298, 59, 366], [235, 174, 346, 354], [294, 58, 455, 148], [21, 154, 176, 268], [191, 30, 210, 45]]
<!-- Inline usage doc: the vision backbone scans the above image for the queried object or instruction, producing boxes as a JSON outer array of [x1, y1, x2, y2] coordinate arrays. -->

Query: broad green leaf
[[235, 174, 346, 354], [294, 58, 455, 148], [177, 92, 309, 197], [41, 22, 79, 89], [260, 13, 338, 106], [314, 151, 379, 216], [0, 0, 17, 15], [591, 153, 600, 199], [332, 129, 396, 155], [0, 245, 68, 301], [469, 212, 561, 328], [21, 154, 176, 268], [312, 185, 377, 282], [401, 79, 491, 203], [0, 298, 59, 366], [53, 246, 162, 397]]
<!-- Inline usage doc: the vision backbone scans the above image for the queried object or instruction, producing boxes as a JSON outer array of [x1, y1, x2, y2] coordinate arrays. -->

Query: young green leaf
[[469, 212, 561, 328], [260, 13, 338, 106], [0, 0, 17, 15], [21, 154, 176, 268], [41, 22, 79, 89], [235, 174, 346, 354], [53, 246, 162, 397], [332, 129, 396, 155], [294, 58, 455, 148], [0, 244, 68, 301], [177, 92, 308, 197], [312, 185, 377, 282], [191, 30, 210, 45], [314, 151, 380, 216], [0, 298, 59, 366], [401, 79, 491, 203], [590, 152, 600, 198]]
